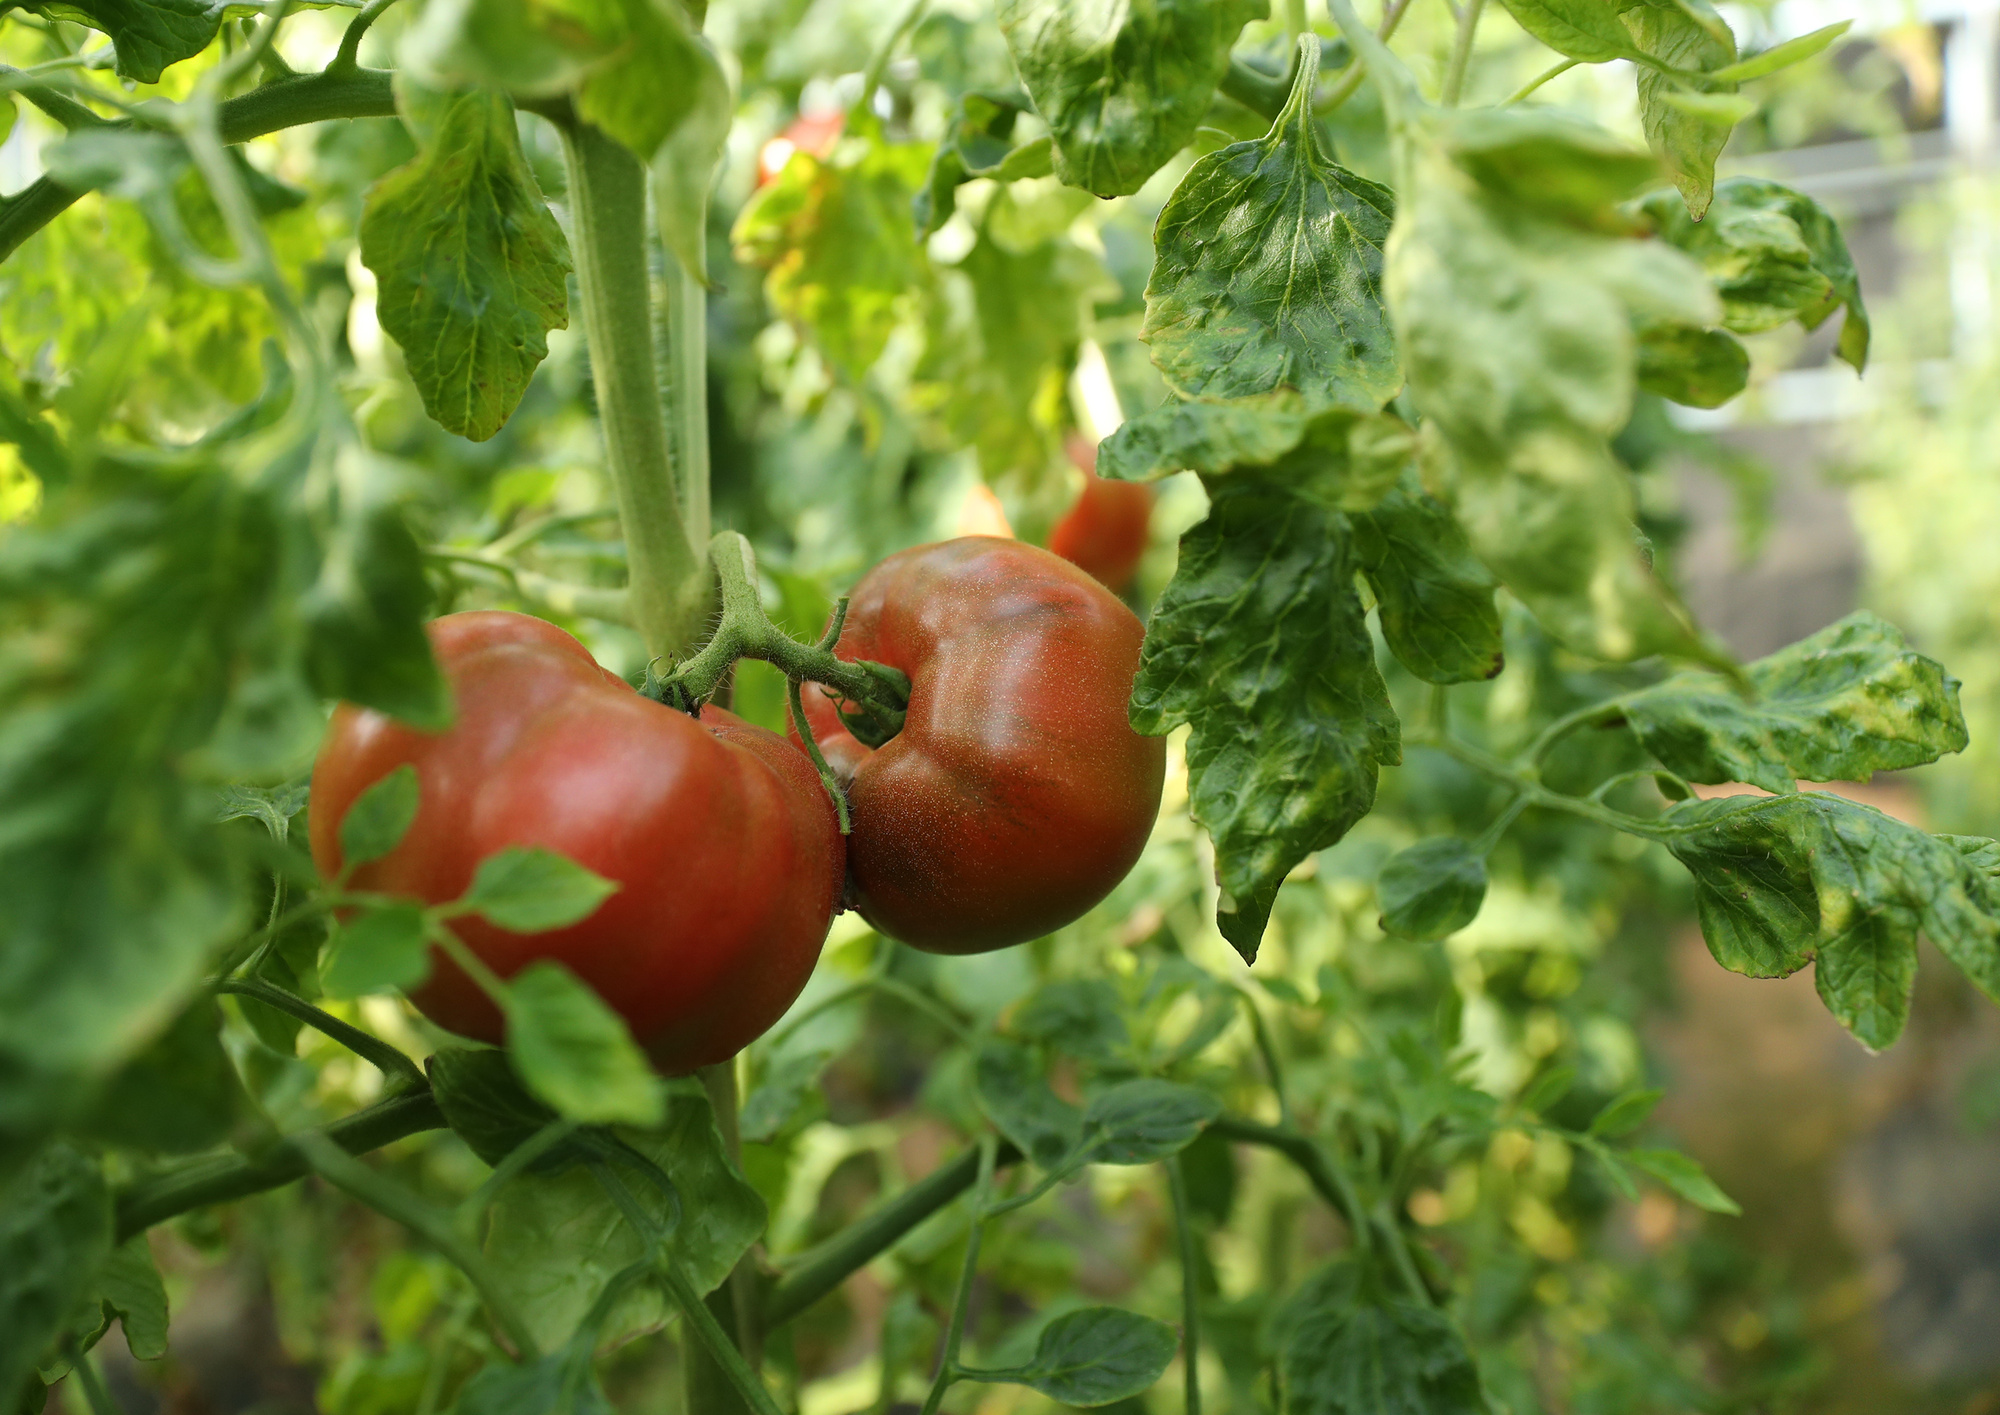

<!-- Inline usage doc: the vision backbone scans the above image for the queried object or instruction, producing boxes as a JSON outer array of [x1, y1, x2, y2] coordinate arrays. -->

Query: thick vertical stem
[[685, 1060, 761, 1415], [558, 121, 709, 659], [664, 258, 711, 550], [1167, 1156, 1204, 1415]]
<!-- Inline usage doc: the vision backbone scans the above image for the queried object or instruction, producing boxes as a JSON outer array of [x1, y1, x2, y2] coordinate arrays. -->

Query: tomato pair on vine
[[311, 538, 1164, 1071]]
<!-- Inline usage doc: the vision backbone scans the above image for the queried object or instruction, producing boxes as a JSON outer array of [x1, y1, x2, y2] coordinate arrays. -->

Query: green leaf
[[404, 0, 719, 164], [996, 0, 1264, 197], [460, 848, 619, 933], [916, 91, 1048, 238], [733, 124, 930, 384], [338, 764, 421, 871], [1084, 1079, 1221, 1164], [1657, 792, 2000, 1048], [973, 1038, 1083, 1170], [1707, 22, 1850, 83], [1131, 482, 1399, 962], [504, 962, 662, 1128], [214, 782, 309, 842], [16, 0, 229, 82], [1013, 980, 1130, 1065], [1623, 1147, 1741, 1214], [74, 1001, 238, 1155], [91, 1239, 169, 1362], [1638, 176, 1870, 370], [451, 1354, 612, 1415], [301, 458, 450, 730], [322, 902, 431, 998], [1142, 41, 1400, 411], [1657, 90, 1758, 127], [1588, 1087, 1664, 1139], [1635, 322, 1750, 408], [1382, 104, 1718, 661], [1497, 0, 1642, 63], [427, 1046, 565, 1170], [1625, 0, 1739, 219], [1349, 471, 1505, 684], [1273, 1260, 1484, 1415], [485, 1082, 764, 1349], [1378, 838, 1488, 939], [360, 86, 572, 443], [1519, 1062, 1576, 1114], [976, 1306, 1178, 1406], [1621, 612, 1968, 795], [0, 1146, 111, 1399]]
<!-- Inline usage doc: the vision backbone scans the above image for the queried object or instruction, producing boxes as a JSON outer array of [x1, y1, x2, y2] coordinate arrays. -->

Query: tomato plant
[[0, 0, 1990, 1413]]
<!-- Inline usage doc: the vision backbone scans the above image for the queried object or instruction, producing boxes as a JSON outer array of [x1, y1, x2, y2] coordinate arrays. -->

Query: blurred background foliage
[[5, 0, 2000, 1411]]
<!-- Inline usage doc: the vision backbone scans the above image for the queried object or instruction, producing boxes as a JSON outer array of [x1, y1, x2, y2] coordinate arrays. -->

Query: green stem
[[661, 1262, 787, 1415], [918, 1138, 998, 1415], [71, 1352, 121, 1415], [1504, 57, 1579, 104], [663, 256, 711, 548], [765, 1140, 1024, 1325], [557, 120, 709, 660], [1166, 1156, 1203, 1415], [1518, 698, 1629, 774], [1, 66, 107, 130], [705, 1060, 767, 1375], [658, 531, 909, 729], [457, 1117, 581, 1226], [114, 1088, 446, 1242], [1219, 56, 1291, 120], [427, 548, 633, 624], [857, 0, 930, 113], [1208, 1116, 1372, 1266], [1236, 989, 1294, 1129], [291, 1130, 540, 1358], [1412, 734, 1665, 840], [216, 978, 426, 1088], [1440, 0, 1487, 105], [1317, 0, 1418, 113], [329, 0, 401, 73], [872, 976, 972, 1043]]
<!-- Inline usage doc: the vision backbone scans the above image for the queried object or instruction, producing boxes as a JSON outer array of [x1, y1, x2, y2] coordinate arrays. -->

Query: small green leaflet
[[0, 1145, 112, 1400], [1378, 837, 1488, 938], [997, 0, 1265, 198], [1656, 792, 2000, 1049], [15, 0, 231, 83], [1143, 37, 1401, 412], [1084, 1079, 1221, 1164], [1379, 101, 1719, 662], [460, 847, 619, 933], [1626, 0, 1739, 219], [1349, 471, 1504, 683], [1519, 1062, 1576, 1114], [1708, 23, 1851, 84], [974, 1038, 1083, 1169], [1620, 612, 1966, 795], [427, 1045, 566, 1169], [360, 87, 572, 443], [1132, 483, 1399, 961], [504, 962, 662, 1128], [89, 1239, 170, 1362], [916, 91, 1049, 237], [968, 1307, 1179, 1407], [1621, 1147, 1741, 1214], [1587, 1087, 1664, 1139], [732, 124, 931, 384], [338, 764, 420, 870], [1272, 1260, 1484, 1415], [1635, 321, 1749, 409], [322, 902, 431, 998], [1639, 177, 1870, 371]]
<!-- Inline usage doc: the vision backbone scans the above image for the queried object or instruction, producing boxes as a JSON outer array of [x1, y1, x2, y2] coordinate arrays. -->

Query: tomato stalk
[[557, 120, 713, 660]]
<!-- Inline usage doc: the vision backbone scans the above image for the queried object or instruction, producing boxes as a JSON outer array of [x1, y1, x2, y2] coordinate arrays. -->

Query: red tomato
[[1048, 435, 1152, 593], [757, 110, 846, 187], [798, 538, 1165, 954], [309, 611, 843, 1074]]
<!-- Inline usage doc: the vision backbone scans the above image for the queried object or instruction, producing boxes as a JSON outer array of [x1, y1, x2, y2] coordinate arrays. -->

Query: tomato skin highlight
[[799, 538, 1165, 954], [1048, 436, 1152, 593], [309, 611, 843, 1074]]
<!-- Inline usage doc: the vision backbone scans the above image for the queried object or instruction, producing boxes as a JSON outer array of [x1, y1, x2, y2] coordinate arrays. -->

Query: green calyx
[[644, 532, 911, 831]]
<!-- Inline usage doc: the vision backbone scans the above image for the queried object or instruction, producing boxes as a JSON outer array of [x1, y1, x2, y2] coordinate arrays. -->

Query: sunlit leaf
[[504, 962, 662, 1128]]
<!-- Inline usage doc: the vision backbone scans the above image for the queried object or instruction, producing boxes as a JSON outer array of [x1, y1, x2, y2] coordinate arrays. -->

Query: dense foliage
[[0, 0, 1986, 1412]]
